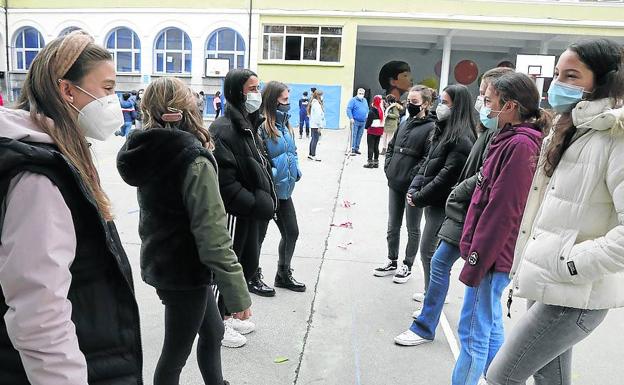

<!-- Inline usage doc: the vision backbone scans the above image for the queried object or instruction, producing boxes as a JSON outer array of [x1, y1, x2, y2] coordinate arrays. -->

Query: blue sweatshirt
[[346, 97, 369, 122]]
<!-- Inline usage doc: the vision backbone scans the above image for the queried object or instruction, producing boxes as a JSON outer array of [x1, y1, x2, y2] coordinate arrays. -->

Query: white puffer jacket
[[511, 98, 624, 310]]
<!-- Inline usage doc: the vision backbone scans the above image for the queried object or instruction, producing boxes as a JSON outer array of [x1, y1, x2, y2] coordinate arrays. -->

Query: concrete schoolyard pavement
[[93, 128, 624, 385]]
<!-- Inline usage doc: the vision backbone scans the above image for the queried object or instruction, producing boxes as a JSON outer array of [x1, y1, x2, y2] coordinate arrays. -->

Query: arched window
[[59, 26, 82, 37], [106, 27, 141, 73], [14, 27, 45, 71], [154, 28, 192, 74], [206, 28, 246, 70]]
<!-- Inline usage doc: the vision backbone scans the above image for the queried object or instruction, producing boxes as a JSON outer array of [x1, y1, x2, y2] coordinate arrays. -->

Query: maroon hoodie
[[459, 123, 542, 287]]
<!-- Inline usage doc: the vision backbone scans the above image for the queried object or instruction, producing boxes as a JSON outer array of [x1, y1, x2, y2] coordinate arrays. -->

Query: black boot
[[373, 160, 379, 168], [363, 161, 375, 168], [247, 268, 276, 297], [275, 265, 306, 292]]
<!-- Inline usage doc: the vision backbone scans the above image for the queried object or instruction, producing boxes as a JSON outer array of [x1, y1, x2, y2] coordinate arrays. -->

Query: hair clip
[[161, 107, 183, 122]]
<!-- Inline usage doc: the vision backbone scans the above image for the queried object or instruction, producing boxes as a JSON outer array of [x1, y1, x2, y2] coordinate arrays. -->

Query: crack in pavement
[[292, 149, 350, 385]]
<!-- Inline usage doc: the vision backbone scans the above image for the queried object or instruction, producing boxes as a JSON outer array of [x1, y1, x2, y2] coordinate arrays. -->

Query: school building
[[0, 0, 623, 128]]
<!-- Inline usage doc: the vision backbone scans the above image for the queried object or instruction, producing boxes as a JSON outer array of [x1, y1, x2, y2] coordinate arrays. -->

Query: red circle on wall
[[434, 60, 442, 78], [454, 60, 479, 85]]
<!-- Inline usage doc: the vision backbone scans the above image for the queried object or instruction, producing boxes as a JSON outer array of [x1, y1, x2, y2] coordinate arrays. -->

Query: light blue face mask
[[479, 106, 503, 130], [548, 80, 585, 113]]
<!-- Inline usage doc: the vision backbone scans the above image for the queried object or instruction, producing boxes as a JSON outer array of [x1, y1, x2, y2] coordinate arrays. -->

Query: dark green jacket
[[117, 128, 250, 313]]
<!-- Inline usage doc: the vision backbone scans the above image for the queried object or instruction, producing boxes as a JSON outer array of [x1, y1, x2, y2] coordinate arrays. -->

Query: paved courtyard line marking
[[441, 310, 460, 361], [293, 148, 350, 385], [351, 302, 363, 385]]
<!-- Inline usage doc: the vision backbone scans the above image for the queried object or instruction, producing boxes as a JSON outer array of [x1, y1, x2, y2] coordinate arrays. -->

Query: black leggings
[[154, 287, 224, 385], [215, 106, 222, 119], [367, 134, 381, 162], [274, 198, 299, 267]]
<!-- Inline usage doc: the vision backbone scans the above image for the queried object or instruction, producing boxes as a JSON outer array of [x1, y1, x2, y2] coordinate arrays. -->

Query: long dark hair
[[224, 68, 257, 112], [437, 84, 476, 146], [491, 72, 552, 132], [544, 39, 624, 177], [261, 81, 292, 140]]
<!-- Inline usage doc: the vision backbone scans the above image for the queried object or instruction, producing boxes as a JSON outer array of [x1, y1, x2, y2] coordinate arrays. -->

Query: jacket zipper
[[246, 127, 279, 214]]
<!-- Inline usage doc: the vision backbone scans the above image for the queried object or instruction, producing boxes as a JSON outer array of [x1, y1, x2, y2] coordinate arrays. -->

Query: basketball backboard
[[205, 58, 230, 77], [515, 54, 556, 78]]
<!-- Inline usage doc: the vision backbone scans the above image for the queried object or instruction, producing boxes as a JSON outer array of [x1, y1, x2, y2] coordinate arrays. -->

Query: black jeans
[[154, 287, 224, 385], [219, 215, 269, 317], [387, 187, 423, 267], [419, 206, 446, 291], [215, 106, 222, 119], [274, 198, 299, 267], [367, 134, 381, 162], [309, 128, 320, 156]]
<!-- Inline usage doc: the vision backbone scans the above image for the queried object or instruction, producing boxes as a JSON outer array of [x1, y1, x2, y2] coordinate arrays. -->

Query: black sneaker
[[373, 260, 398, 277], [393, 265, 412, 284]]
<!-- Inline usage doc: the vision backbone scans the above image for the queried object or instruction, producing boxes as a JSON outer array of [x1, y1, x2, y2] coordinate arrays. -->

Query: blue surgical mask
[[479, 106, 503, 130], [548, 80, 584, 113]]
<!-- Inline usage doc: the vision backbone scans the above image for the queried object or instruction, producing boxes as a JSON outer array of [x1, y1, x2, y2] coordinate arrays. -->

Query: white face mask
[[436, 104, 451, 121], [245, 92, 262, 113], [357, 93, 365, 100], [70, 85, 124, 141], [474, 95, 484, 113]]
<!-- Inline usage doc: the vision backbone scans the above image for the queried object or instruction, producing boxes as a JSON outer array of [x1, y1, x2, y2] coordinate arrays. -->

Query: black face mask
[[407, 103, 422, 117], [277, 103, 291, 113]]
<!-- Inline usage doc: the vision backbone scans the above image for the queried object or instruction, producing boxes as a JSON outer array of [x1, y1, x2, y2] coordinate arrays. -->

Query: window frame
[[13, 27, 45, 72], [105, 27, 142, 74], [153, 27, 193, 75], [205, 28, 246, 72], [261, 24, 343, 64]]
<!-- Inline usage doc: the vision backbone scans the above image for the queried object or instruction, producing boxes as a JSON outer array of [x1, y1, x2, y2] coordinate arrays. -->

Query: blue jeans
[[299, 113, 310, 137], [121, 121, 133, 136], [410, 240, 460, 340], [352, 120, 366, 151], [452, 271, 511, 385], [486, 301, 608, 385], [309, 128, 320, 156]]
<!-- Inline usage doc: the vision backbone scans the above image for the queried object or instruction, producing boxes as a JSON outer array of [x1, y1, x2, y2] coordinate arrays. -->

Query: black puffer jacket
[[384, 116, 436, 193], [0, 139, 142, 385], [210, 105, 277, 220], [437, 126, 498, 246], [408, 121, 474, 208]]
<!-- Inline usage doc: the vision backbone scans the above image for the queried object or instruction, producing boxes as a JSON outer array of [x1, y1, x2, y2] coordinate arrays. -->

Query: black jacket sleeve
[[413, 149, 468, 207], [384, 125, 398, 171], [212, 138, 274, 219], [365, 108, 377, 129]]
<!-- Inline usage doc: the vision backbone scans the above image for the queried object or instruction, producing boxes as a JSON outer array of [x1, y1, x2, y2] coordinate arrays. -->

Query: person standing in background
[[308, 89, 325, 162], [363, 95, 385, 168], [214, 91, 223, 119], [298, 91, 310, 139], [346, 88, 369, 155], [198, 90, 206, 117], [382, 94, 403, 155]]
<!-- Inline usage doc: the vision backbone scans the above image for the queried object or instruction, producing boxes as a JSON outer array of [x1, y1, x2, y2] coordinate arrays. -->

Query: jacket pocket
[[556, 229, 580, 283]]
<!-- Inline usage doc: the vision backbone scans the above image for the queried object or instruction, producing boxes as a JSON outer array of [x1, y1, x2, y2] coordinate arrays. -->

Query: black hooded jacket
[[210, 104, 277, 220], [117, 128, 219, 290]]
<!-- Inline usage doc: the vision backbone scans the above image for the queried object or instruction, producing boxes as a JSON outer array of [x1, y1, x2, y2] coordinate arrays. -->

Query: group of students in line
[[373, 37, 624, 385], [0, 30, 310, 385]]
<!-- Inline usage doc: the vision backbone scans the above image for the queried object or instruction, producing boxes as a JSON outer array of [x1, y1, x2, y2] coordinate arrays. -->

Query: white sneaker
[[394, 329, 432, 346], [224, 317, 255, 335], [412, 291, 450, 304], [221, 323, 247, 348], [412, 309, 421, 319], [392, 265, 412, 284], [478, 378, 488, 385]]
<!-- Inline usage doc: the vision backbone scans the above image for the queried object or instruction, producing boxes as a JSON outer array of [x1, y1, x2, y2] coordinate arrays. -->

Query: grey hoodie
[[0, 107, 88, 385]]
